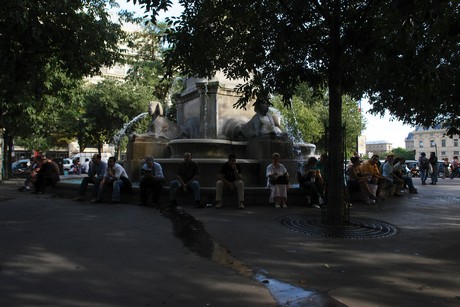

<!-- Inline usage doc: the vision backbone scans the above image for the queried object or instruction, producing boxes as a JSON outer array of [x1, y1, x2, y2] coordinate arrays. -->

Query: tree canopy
[[0, 0, 124, 176], [123, 0, 460, 225]]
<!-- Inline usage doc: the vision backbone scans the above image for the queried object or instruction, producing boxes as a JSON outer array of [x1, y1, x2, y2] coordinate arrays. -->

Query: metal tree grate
[[278, 215, 398, 239]]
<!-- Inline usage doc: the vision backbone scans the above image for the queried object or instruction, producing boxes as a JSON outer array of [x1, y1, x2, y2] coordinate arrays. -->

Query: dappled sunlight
[[5, 247, 80, 274]]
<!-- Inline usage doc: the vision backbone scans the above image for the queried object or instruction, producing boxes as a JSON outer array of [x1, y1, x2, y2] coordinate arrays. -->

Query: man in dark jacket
[[33, 156, 60, 194]]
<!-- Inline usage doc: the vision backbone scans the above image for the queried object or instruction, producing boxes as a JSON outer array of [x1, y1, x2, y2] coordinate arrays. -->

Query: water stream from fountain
[[112, 112, 148, 146]]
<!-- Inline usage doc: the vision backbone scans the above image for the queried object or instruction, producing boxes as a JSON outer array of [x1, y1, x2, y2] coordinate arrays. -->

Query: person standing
[[139, 156, 164, 207], [266, 152, 289, 208], [442, 157, 450, 179], [418, 152, 429, 185], [429, 152, 438, 185], [450, 156, 459, 179], [169, 152, 201, 207], [93, 156, 131, 204], [215, 154, 245, 209], [73, 154, 107, 201], [33, 156, 60, 194]]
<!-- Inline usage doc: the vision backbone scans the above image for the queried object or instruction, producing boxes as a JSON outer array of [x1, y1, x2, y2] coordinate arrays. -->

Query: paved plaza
[[0, 178, 459, 306]]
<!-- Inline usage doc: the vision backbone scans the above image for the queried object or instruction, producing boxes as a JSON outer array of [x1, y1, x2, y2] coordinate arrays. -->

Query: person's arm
[[153, 163, 164, 180]]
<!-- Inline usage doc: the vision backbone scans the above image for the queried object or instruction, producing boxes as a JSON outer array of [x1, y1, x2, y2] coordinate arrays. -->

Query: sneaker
[[239, 202, 245, 209], [312, 204, 321, 209], [366, 199, 376, 205], [91, 198, 102, 203], [281, 203, 287, 208], [275, 203, 281, 208], [215, 201, 222, 209], [318, 198, 324, 205], [195, 201, 205, 208], [73, 196, 85, 201], [109, 200, 119, 205], [17, 186, 26, 192]]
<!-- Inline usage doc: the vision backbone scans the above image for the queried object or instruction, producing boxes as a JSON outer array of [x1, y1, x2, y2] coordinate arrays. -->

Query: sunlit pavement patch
[[277, 215, 398, 239], [254, 270, 346, 307]]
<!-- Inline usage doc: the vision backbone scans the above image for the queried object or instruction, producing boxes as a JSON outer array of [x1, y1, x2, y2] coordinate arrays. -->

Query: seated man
[[93, 156, 131, 204], [33, 156, 60, 194], [381, 154, 404, 197], [360, 154, 386, 199], [393, 158, 417, 193], [215, 154, 245, 209], [298, 156, 324, 208], [73, 154, 107, 201], [169, 152, 201, 207], [69, 158, 81, 175], [346, 156, 378, 204], [139, 156, 165, 208]]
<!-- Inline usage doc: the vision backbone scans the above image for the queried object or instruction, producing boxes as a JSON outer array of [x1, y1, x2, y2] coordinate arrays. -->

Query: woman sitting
[[346, 156, 378, 205], [266, 152, 289, 208]]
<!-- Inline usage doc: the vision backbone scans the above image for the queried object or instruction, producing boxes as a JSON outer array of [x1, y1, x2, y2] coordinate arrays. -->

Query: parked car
[[63, 158, 73, 171], [11, 159, 31, 178]]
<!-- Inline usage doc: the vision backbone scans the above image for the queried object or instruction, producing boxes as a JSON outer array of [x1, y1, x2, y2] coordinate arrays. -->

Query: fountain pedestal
[[124, 77, 316, 186]]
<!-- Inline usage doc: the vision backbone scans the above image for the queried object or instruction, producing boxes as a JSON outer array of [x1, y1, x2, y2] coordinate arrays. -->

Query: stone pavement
[[0, 177, 459, 306]]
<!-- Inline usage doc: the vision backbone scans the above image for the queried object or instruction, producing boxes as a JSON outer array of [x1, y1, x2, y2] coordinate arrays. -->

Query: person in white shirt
[[93, 156, 131, 204]]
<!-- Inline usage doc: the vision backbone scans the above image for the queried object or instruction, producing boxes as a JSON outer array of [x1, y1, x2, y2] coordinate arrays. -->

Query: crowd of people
[[345, 152, 460, 205], [19, 150, 459, 208]]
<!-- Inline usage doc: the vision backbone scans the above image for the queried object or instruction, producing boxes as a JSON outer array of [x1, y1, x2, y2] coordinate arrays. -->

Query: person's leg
[[190, 180, 200, 201], [394, 177, 404, 195], [152, 179, 164, 204], [92, 178, 102, 198], [95, 180, 109, 202], [139, 178, 148, 205], [169, 180, 180, 202], [78, 177, 91, 197], [34, 174, 45, 193], [235, 180, 245, 203], [111, 179, 124, 202]]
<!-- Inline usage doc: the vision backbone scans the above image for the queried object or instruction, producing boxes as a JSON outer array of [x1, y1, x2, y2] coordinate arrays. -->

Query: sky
[[115, 1, 415, 149], [360, 100, 414, 148]]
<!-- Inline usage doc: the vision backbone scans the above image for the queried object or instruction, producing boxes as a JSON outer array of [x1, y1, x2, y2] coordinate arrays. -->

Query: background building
[[411, 126, 460, 159], [366, 140, 392, 156]]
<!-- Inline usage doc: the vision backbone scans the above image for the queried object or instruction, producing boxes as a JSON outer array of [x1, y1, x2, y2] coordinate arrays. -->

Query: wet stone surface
[[163, 206, 348, 306]]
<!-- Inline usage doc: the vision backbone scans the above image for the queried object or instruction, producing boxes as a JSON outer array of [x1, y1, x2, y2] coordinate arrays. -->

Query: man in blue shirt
[[139, 156, 164, 207], [73, 154, 107, 201]]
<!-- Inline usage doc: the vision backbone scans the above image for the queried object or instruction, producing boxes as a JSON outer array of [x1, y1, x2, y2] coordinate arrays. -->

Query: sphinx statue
[[147, 101, 200, 139], [222, 98, 283, 140]]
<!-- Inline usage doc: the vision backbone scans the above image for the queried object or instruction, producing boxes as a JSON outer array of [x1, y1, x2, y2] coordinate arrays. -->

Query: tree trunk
[[2, 130, 14, 179], [326, 7, 346, 227]]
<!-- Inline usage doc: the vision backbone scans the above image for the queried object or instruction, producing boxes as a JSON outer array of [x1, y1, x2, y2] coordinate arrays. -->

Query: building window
[[441, 151, 446, 156], [454, 139, 459, 147], [419, 141, 424, 148], [430, 140, 435, 148], [454, 151, 459, 155], [442, 139, 446, 147]]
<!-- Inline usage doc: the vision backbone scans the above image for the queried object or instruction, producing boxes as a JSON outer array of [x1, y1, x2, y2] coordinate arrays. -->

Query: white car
[[63, 158, 73, 171]]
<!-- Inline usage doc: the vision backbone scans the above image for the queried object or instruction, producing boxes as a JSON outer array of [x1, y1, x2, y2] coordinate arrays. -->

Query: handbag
[[269, 174, 289, 185]]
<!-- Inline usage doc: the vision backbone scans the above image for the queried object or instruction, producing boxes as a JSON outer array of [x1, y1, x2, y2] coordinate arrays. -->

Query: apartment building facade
[[411, 126, 460, 160]]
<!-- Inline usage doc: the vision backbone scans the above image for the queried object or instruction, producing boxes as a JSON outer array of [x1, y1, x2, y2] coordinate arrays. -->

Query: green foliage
[[391, 148, 416, 160], [82, 80, 153, 152], [272, 86, 366, 156], [0, 0, 125, 175]]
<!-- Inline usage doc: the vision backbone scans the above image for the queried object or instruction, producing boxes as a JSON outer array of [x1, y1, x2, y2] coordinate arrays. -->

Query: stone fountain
[[123, 75, 316, 187]]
